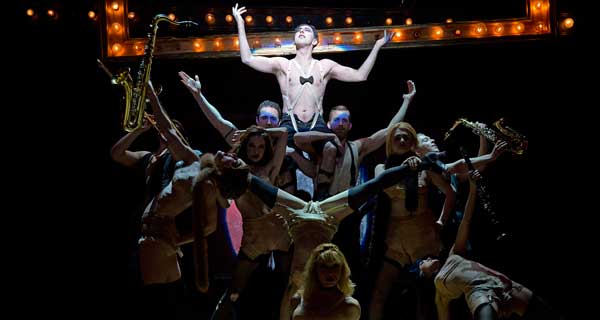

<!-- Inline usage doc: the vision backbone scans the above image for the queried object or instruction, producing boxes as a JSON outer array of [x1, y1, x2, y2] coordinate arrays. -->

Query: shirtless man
[[233, 3, 393, 194]]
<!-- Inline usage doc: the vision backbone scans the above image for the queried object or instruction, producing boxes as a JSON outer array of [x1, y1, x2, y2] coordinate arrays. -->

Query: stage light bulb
[[206, 13, 215, 24], [112, 22, 122, 32]]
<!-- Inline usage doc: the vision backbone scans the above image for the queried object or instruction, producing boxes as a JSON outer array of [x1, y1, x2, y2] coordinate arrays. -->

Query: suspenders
[[284, 59, 324, 132]]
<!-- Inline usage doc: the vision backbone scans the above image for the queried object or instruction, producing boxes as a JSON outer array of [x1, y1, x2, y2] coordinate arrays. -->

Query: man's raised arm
[[232, 3, 285, 74], [327, 30, 393, 82]]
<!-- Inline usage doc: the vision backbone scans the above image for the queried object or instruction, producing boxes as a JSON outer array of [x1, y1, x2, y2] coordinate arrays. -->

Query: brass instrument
[[444, 118, 528, 155], [107, 14, 197, 132]]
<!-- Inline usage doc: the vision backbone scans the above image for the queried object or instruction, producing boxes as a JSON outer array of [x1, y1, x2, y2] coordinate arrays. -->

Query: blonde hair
[[300, 243, 354, 304], [385, 122, 419, 157]]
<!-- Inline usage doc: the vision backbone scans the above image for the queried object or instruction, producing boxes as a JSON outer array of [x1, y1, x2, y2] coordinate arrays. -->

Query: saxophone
[[444, 118, 528, 155], [111, 14, 197, 132]]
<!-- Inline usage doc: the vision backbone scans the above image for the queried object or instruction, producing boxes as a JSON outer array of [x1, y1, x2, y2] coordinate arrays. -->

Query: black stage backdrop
[[17, 1, 589, 319]]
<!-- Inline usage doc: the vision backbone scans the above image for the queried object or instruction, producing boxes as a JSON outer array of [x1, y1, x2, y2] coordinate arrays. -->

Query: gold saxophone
[[444, 118, 528, 154], [105, 14, 197, 132]]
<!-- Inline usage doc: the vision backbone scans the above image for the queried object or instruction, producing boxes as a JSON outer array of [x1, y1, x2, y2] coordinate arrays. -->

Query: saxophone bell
[[444, 118, 527, 155]]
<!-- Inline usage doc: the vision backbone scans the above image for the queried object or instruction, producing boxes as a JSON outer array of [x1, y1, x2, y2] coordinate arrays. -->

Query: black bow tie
[[299, 75, 314, 85]]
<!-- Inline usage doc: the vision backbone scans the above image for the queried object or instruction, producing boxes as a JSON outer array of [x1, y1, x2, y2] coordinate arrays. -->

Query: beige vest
[[329, 141, 360, 195]]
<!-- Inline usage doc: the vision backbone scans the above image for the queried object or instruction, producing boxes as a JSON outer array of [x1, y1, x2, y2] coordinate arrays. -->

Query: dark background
[[17, 0, 589, 318]]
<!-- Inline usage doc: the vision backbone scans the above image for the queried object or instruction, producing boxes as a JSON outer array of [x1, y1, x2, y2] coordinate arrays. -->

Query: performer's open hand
[[178, 71, 201, 96], [232, 3, 247, 25], [375, 29, 394, 48]]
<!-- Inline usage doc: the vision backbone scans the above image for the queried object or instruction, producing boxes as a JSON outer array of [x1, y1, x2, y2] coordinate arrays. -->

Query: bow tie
[[299, 75, 314, 85]]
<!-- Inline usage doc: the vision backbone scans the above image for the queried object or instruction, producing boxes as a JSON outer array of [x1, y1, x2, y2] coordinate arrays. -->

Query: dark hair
[[328, 105, 351, 122], [294, 24, 319, 45], [215, 162, 250, 199], [256, 100, 282, 119], [235, 125, 274, 167], [408, 255, 441, 280]]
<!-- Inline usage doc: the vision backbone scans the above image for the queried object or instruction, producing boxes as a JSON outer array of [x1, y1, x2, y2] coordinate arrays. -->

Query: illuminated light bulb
[[446, 18, 453, 23], [128, 12, 136, 19], [27, 9, 34, 16], [193, 40, 204, 52], [433, 27, 443, 37], [112, 43, 123, 53], [534, 1, 542, 10], [206, 13, 215, 24], [325, 17, 333, 25], [168, 13, 176, 21], [475, 23, 486, 34], [514, 22, 524, 33], [225, 14, 233, 23], [334, 35, 341, 42], [385, 18, 393, 25], [245, 15, 253, 24], [454, 29, 461, 36], [235, 39, 240, 46], [562, 17, 574, 29], [494, 24, 504, 34], [112, 22, 122, 32], [265, 16, 273, 24], [215, 40, 221, 47], [47, 9, 55, 17], [395, 31, 402, 38], [355, 33, 362, 40], [345, 17, 353, 25], [275, 37, 281, 43], [111, 2, 119, 11], [535, 22, 545, 32], [134, 43, 144, 53], [285, 16, 293, 24], [88, 11, 96, 19], [405, 18, 413, 25]]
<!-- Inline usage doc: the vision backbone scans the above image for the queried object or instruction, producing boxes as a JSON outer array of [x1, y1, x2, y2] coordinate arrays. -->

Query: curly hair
[[234, 125, 274, 167], [300, 243, 354, 305]]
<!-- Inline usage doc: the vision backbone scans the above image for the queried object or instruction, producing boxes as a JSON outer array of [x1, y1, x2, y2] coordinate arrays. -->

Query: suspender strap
[[348, 142, 357, 186]]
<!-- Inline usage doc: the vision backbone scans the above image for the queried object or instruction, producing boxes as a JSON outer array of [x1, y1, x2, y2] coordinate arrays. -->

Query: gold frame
[[103, 0, 554, 59]]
